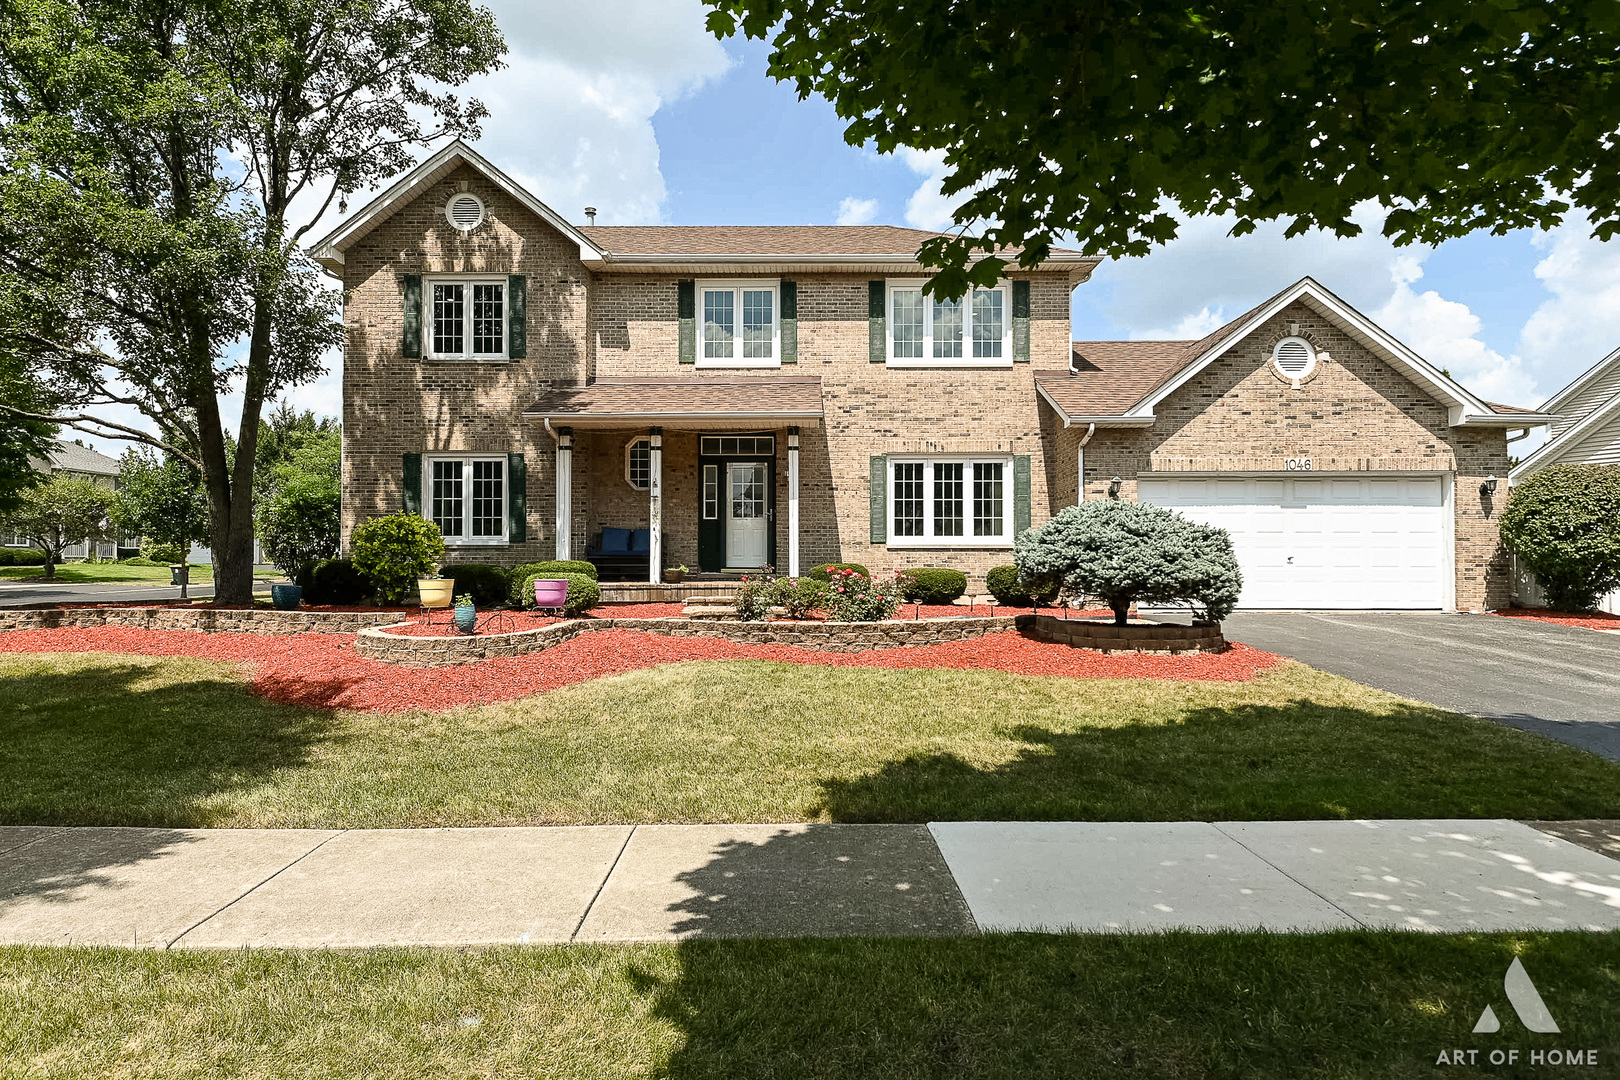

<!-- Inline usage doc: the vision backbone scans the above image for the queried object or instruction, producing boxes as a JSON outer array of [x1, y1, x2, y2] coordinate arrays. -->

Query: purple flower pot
[[533, 578, 569, 609]]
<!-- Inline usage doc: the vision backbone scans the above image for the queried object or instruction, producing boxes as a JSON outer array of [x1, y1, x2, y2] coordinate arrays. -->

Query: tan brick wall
[[1054, 302, 1512, 609]]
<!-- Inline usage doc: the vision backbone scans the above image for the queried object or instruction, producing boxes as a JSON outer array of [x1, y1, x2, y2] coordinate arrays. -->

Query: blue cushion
[[629, 528, 651, 554], [600, 527, 631, 553]]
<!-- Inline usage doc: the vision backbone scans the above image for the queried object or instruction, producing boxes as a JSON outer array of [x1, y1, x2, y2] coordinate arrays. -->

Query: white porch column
[[648, 428, 663, 584], [787, 426, 801, 577], [555, 427, 573, 559]]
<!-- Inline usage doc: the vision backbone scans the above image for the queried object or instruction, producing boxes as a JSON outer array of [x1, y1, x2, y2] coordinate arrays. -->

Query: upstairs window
[[887, 280, 1011, 367], [698, 281, 779, 367], [428, 277, 506, 360]]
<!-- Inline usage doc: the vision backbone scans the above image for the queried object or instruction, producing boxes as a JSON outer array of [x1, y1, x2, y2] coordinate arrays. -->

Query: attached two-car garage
[[1137, 475, 1449, 610]]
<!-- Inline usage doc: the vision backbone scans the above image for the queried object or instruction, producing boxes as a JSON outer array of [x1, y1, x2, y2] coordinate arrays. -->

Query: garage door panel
[[1139, 475, 1447, 609]]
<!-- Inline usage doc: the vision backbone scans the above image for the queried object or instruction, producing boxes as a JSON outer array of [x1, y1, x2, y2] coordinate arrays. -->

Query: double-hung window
[[427, 455, 507, 544], [427, 277, 507, 360], [697, 281, 780, 367], [889, 457, 1012, 546], [887, 280, 1011, 367]]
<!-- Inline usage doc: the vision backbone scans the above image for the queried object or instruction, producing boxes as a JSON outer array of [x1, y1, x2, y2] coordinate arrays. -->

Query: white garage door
[[1137, 475, 1448, 610]]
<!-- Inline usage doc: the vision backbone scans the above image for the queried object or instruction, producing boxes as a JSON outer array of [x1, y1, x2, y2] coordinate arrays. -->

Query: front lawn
[[2, 933, 1616, 1078], [0, 562, 214, 584], [4, 652, 1619, 827]]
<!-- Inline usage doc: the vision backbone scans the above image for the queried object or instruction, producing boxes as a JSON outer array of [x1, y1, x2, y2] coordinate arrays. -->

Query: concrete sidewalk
[[1, 820, 1616, 949]]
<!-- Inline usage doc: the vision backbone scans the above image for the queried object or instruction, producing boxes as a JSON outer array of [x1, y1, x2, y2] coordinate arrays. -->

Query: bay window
[[889, 457, 1012, 546], [887, 280, 1011, 366], [427, 455, 507, 544], [427, 277, 507, 360], [698, 281, 780, 366]]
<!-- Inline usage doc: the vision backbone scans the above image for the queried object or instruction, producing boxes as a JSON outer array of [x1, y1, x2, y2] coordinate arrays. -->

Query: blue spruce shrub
[[1014, 500, 1242, 625]]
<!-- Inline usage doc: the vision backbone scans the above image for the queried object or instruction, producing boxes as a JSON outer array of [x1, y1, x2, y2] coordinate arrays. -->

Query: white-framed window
[[887, 279, 1012, 367], [699, 435, 776, 456], [626, 438, 651, 490], [889, 457, 1012, 547], [697, 280, 780, 367], [426, 455, 507, 544], [427, 276, 507, 360]]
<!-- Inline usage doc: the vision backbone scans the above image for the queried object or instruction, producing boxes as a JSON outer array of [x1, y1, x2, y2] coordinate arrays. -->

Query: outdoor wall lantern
[[1108, 476, 1123, 499], [1480, 475, 1499, 496]]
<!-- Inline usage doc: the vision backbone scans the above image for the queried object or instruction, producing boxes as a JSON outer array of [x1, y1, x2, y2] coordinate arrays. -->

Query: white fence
[[1511, 554, 1620, 614]]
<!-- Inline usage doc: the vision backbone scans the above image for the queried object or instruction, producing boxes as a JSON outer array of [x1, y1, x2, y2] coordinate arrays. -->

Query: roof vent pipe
[[584, 207, 597, 225]]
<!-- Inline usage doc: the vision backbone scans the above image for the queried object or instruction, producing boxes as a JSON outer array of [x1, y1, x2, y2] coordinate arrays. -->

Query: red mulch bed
[[0, 626, 1283, 714], [1495, 607, 1620, 631]]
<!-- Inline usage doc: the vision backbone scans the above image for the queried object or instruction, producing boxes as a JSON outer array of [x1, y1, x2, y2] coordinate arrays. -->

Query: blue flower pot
[[270, 584, 302, 611], [453, 604, 477, 634]]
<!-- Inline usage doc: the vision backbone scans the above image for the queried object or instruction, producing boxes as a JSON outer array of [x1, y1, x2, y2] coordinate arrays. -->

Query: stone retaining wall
[[1020, 615, 1226, 654], [0, 608, 399, 634], [355, 615, 1026, 666]]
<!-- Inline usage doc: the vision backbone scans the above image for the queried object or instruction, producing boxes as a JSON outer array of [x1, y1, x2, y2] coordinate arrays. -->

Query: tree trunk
[[41, 556, 55, 582], [1111, 596, 1130, 627]]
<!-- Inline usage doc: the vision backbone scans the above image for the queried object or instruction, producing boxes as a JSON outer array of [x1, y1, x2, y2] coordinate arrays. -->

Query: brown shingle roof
[[1484, 400, 1543, 416], [578, 224, 1086, 260], [1034, 342, 1198, 417], [524, 376, 824, 423]]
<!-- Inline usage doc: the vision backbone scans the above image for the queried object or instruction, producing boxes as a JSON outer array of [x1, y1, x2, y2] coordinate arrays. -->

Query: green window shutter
[[780, 279, 797, 364], [1013, 454, 1032, 534], [868, 280, 886, 362], [678, 279, 696, 363], [1012, 280, 1031, 363], [402, 274, 422, 359], [507, 275, 527, 359], [507, 453, 527, 542], [869, 454, 887, 543], [402, 453, 422, 515]]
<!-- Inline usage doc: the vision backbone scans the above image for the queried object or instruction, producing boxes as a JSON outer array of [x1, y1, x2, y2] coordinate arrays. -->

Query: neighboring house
[[1507, 347, 1620, 612], [311, 140, 1552, 611], [4, 441, 135, 559]]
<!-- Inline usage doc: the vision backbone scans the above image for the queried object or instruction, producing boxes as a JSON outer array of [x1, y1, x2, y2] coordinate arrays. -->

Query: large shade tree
[[707, 0, 1620, 295], [0, 0, 504, 601]]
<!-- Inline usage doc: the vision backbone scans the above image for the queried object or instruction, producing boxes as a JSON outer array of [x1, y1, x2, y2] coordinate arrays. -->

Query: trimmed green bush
[[1501, 464, 1620, 612], [518, 571, 601, 616], [447, 563, 512, 608], [350, 513, 446, 605], [1016, 500, 1243, 625], [120, 556, 163, 567], [297, 558, 372, 606], [140, 541, 188, 564], [985, 564, 1059, 607], [808, 562, 869, 581], [508, 560, 598, 606], [0, 548, 47, 566], [898, 567, 968, 604]]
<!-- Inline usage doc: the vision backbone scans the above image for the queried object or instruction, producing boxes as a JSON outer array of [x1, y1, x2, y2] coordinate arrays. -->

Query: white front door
[[726, 462, 770, 568], [1137, 475, 1448, 609]]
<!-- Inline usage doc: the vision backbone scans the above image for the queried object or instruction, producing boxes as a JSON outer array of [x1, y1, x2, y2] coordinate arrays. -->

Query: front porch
[[598, 577, 746, 604]]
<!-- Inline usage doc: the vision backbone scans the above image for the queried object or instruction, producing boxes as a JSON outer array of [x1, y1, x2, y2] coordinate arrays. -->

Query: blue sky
[[74, 0, 1620, 457]]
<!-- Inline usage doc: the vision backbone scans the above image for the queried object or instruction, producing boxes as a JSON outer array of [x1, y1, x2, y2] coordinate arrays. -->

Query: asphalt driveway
[[1223, 612, 1620, 762], [0, 581, 216, 607]]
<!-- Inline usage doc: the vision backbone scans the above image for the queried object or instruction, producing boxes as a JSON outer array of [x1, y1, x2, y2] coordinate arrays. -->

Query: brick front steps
[[355, 613, 1228, 666], [0, 608, 398, 634]]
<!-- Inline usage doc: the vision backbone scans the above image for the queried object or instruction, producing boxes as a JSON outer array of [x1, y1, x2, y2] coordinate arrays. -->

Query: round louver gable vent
[[1271, 336, 1317, 382], [445, 193, 485, 231]]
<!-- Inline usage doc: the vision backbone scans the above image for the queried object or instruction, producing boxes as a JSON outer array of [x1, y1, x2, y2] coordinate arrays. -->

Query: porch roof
[[523, 375, 824, 429]]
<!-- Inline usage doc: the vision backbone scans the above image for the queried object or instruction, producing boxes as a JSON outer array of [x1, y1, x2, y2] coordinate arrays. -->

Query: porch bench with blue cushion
[[586, 527, 651, 580]]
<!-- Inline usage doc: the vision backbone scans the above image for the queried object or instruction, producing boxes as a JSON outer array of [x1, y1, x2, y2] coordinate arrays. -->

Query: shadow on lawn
[[812, 701, 1620, 824], [0, 660, 337, 829]]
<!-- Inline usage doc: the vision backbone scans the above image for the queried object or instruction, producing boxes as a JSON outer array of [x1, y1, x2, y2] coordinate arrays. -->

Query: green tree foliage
[[707, 0, 1620, 296], [254, 402, 340, 497], [0, 342, 55, 516], [1, 474, 114, 580], [110, 449, 211, 553], [0, 0, 505, 602], [1016, 500, 1243, 625], [255, 432, 340, 579], [350, 512, 445, 604], [1501, 465, 1620, 613]]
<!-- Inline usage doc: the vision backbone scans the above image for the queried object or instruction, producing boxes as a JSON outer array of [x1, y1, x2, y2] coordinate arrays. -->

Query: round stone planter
[[270, 583, 303, 611], [1020, 614, 1226, 654]]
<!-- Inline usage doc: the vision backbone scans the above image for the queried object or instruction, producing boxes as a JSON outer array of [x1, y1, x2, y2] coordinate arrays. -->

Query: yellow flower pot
[[417, 577, 455, 609]]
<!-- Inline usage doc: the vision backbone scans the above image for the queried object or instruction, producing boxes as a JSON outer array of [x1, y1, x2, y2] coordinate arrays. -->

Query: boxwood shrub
[[985, 564, 1059, 607], [508, 560, 599, 606], [0, 548, 47, 566], [898, 567, 968, 604], [297, 558, 372, 606], [808, 562, 869, 581], [518, 570, 601, 615], [446, 563, 512, 607]]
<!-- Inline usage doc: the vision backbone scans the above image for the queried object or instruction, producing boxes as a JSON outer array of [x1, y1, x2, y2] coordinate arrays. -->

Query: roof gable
[[1511, 390, 1620, 478]]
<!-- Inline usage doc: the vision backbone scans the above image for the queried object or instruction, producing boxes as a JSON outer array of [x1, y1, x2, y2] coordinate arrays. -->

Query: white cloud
[[1514, 215, 1620, 404], [900, 148, 957, 231], [835, 196, 879, 226], [1374, 257, 1537, 404]]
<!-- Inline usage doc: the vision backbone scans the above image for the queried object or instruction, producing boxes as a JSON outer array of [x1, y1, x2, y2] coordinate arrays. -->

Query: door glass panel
[[731, 463, 765, 518], [703, 465, 718, 519]]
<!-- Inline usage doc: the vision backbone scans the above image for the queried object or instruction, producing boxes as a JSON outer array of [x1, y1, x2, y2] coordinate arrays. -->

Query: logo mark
[[1473, 958, 1559, 1034]]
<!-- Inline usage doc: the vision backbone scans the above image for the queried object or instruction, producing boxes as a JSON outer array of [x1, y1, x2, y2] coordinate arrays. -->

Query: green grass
[[2, 933, 1617, 1078], [0, 561, 281, 584], [4, 653, 1620, 827]]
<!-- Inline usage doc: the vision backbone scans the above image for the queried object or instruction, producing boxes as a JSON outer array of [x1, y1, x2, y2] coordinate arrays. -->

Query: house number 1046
[[1284, 457, 1313, 471]]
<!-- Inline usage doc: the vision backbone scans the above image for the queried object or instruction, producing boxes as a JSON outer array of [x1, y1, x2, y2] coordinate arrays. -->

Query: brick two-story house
[[313, 141, 1554, 611]]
